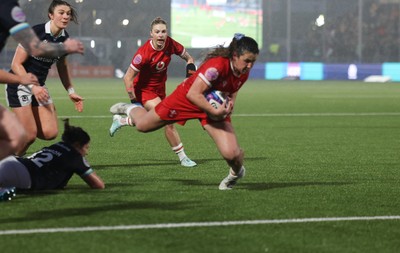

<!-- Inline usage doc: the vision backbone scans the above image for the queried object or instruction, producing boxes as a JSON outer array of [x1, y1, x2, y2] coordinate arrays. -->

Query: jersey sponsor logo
[[11, 6, 26, 23], [168, 109, 178, 119], [156, 61, 166, 72], [204, 67, 219, 81], [133, 54, 142, 65]]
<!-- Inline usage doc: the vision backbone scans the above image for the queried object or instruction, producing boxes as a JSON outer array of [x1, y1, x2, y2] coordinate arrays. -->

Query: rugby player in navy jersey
[[6, 0, 85, 157], [0, 0, 84, 85], [0, 119, 104, 201], [0, 0, 84, 162]]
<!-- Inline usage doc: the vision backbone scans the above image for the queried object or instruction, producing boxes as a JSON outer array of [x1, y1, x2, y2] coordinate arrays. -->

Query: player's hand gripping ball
[[204, 90, 229, 120], [205, 90, 226, 109]]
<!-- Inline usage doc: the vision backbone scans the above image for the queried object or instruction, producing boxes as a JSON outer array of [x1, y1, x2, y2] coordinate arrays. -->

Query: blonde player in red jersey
[[109, 33, 259, 190], [110, 17, 197, 168]]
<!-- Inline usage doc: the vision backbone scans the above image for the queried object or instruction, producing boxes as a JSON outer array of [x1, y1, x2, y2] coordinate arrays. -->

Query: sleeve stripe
[[9, 23, 30, 35], [130, 63, 140, 72], [81, 168, 94, 177], [199, 73, 212, 87]]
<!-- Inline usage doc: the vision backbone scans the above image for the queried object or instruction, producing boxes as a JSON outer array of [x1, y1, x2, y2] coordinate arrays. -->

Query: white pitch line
[[233, 112, 400, 117], [1, 216, 399, 236], [58, 112, 400, 119]]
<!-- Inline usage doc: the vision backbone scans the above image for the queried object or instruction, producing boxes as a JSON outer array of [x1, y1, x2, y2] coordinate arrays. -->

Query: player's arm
[[180, 50, 196, 77], [82, 171, 105, 189], [57, 57, 84, 112], [187, 77, 232, 120], [0, 69, 38, 86], [123, 67, 139, 103], [12, 25, 84, 57], [10, 45, 51, 102]]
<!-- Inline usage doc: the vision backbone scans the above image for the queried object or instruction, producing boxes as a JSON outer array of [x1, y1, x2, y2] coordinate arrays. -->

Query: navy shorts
[[6, 84, 52, 107]]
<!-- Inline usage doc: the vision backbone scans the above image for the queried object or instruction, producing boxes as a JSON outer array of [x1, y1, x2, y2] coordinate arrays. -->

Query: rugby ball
[[204, 90, 226, 109]]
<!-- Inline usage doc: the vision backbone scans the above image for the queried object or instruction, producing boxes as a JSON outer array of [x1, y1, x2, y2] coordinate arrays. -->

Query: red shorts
[[135, 86, 166, 105], [155, 92, 231, 126]]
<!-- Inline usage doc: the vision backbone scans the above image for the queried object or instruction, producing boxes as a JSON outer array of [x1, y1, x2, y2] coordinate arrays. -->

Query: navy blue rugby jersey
[[0, 0, 30, 52], [17, 142, 93, 190], [20, 21, 69, 85]]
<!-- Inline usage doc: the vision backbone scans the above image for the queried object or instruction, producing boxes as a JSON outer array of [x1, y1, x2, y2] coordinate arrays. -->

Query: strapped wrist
[[67, 87, 75, 95]]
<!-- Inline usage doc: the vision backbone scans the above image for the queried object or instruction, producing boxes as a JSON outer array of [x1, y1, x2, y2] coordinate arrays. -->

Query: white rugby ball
[[204, 90, 226, 109]]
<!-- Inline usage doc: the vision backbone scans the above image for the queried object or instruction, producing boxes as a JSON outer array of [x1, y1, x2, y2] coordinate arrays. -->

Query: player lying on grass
[[0, 119, 104, 201], [109, 33, 259, 190]]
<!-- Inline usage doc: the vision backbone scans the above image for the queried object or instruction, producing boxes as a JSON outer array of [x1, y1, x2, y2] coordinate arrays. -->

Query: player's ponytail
[[230, 33, 259, 57], [61, 119, 90, 148], [202, 33, 259, 63]]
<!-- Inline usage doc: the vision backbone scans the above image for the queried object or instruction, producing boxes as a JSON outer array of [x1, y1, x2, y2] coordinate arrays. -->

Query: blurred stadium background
[[1, 0, 399, 80]]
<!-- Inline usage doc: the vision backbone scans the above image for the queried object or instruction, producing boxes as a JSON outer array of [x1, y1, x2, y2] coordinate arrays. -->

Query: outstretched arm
[[57, 57, 84, 112], [82, 172, 105, 189], [12, 25, 84, 57], [0, 69, 38, 86]]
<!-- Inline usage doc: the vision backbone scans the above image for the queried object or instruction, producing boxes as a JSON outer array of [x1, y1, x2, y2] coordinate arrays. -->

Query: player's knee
[[40, 128, 58, 140], [223, 147, 244, 163]]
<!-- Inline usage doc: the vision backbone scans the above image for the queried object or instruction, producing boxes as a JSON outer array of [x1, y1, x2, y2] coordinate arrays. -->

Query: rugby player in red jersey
[[109, 34, 259, 190]]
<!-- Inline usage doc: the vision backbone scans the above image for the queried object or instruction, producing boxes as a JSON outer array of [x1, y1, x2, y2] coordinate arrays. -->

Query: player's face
[[49, 5, 72, 30], [150, 24, 168, 49], [78, 142, 90, 157], [231, 51, 258, 76]]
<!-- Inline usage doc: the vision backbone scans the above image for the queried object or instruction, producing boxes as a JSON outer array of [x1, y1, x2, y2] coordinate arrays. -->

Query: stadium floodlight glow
[[75, 0, 83, 3], [90, 40, 95, 48], [137, 39, 142, 47], [95, 19, 102, 25], [122, 19, 129, 26], [315, 14, 325, 27], [117, 40, 122, 48]]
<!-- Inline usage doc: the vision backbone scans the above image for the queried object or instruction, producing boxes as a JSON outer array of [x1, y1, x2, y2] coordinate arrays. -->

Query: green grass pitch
[[0, 78, 399, 252]]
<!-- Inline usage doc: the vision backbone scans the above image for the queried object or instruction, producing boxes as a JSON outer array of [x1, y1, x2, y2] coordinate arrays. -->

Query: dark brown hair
[[48, 0, 79, 24], [61, 119, 90, 148], [203, 33, 259, 63]]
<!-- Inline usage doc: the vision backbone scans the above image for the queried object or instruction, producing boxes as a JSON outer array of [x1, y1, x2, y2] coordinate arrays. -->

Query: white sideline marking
[[234, 112, 400, 117], [59, 112, 400, 119], [1, 216, 399, 235]]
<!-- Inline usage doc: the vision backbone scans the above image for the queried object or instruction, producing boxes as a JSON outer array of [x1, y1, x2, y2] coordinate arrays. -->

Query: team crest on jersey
[[205, 67, 219, 81], [156, 61, 166, 71], [11, 6, 26, 23], [168, 109, 178, 118], [133, 54, 142, 65]]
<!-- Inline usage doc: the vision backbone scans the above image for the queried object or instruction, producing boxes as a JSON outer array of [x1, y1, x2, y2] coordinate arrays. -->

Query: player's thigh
[[33, 104, 58, 139], [135, 109, 166, 132], [204, 121, 241, 159], [0, 105, 25, 139], [144, 97, 162, 111], [11, 105, 37, 138]]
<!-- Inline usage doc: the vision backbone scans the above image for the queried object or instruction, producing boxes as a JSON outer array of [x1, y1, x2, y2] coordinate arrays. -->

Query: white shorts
[[0, 156, 32, 189]]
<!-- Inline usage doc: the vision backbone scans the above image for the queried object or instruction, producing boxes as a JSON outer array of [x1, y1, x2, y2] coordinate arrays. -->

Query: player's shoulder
[[31, 23, 46, 36], [205, 56, 229, 68]]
